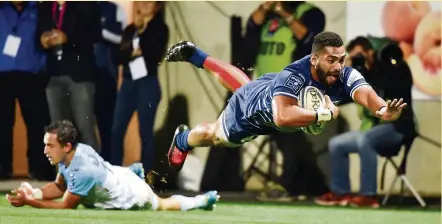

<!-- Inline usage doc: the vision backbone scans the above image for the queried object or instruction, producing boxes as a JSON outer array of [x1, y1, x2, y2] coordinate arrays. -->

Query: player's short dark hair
[[346, 36, 373, 53], [44, 120, 78, 147], [311, 31, 344, 53]]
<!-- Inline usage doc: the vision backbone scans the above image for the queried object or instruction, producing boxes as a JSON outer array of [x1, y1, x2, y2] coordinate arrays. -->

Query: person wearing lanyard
[[110, 1, 169, 178], [36, 1, 102, 152], [0, 1, 54, 181]]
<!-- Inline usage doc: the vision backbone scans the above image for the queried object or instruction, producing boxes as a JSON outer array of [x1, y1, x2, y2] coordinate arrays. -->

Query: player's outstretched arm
[[23, 191, 82, 209], [353, 86, 406, 122], [272, 95, 337, 128], [7, 186, 82, 209], [39, 173, 67, 200], [6, 174, 67, 208]]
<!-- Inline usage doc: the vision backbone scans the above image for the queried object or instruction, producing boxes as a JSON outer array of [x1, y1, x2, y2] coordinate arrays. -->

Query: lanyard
[[52, 2, 66, 29]]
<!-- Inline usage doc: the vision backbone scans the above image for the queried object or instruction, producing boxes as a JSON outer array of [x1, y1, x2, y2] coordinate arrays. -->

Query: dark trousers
[[94, 68, 117, 161], [275, 132, 329, 196], [45, 75, 99, 151], [0, 71, 54, 180], [110, 76, 161, 173]]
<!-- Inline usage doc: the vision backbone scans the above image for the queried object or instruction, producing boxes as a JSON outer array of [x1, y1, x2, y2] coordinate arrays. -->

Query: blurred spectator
[[242, 1, 325, 76], [315, 37, 416, 208], [36, 1, 101, 151], [241, 1, 326, 199], [94, 1, 127, 161], [110, 1, 168, 175], [0, 1, 54, 180]]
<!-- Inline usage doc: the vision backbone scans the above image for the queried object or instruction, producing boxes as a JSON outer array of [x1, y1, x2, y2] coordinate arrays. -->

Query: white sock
[[171, 195, 206, 211]]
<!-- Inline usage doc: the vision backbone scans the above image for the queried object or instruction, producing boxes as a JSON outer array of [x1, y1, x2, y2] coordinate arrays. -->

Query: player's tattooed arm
[[272, 70, 331, 128], [272, 96, 318, 128]]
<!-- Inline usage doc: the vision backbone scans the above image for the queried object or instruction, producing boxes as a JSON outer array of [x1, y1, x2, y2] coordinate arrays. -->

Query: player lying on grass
[[6, 120, 219, 210], [165, 31, 407, 171]]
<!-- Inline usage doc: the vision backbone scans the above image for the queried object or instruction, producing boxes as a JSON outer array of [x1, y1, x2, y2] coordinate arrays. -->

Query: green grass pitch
[[0, 195, 439, 224]]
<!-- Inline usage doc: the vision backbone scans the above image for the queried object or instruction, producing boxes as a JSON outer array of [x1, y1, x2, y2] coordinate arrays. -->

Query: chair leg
[[382, 175, 399, 206], [399, 177, 405, 205], [400, 175, 427, 208]]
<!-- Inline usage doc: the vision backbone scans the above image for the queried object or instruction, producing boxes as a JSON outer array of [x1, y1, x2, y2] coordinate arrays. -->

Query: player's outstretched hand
[[375, 98, 407, 121], [6, 188, 32, 207], [324, 95, 339, 119]]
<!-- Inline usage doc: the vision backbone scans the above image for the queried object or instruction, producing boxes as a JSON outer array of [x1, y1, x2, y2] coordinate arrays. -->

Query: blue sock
[[176, 130, 193, 152], [188, 48, 209, 69]]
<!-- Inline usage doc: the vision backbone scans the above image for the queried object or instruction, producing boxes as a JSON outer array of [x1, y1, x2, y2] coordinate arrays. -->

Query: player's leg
[[153, 191, 220, 211], [165, 41, 251, 92], [167, 116, 238, 173], [168, 110, 241, 171]]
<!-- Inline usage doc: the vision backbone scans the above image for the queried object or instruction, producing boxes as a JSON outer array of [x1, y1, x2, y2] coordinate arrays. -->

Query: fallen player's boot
[[128, 162, 145, 180], [201, 190, 220, 211]]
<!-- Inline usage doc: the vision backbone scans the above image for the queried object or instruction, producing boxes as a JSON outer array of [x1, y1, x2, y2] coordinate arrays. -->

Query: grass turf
[[0, 195, 439, 224]]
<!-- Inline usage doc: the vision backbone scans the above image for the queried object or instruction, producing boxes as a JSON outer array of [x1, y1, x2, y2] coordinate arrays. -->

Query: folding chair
[[242, 136, 280, 183], [379, 137, 427, 207]]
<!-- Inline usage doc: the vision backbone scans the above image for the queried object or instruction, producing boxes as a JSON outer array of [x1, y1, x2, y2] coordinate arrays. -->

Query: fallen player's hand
[[324, 95, 339, 120], [19, 182, 34, 196], [375, 98, 407, 121], [6, 188, 32, 207]]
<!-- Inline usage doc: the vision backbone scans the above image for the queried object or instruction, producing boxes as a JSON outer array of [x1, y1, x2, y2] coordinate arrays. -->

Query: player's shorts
[[219, 73, 277, 145], [109, 166, 159, 210]]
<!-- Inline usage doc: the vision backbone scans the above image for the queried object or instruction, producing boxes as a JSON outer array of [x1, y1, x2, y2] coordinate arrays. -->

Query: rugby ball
[[298, 86, 327, 135]]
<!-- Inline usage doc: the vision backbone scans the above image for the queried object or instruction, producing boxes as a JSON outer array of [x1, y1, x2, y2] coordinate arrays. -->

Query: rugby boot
[[167, 124, 190, 171], [165, 40, 196, 62], [198, 190, 220, 211]]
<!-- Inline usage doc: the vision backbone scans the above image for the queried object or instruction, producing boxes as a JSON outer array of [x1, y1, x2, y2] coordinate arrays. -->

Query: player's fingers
[[17, 188, 26, 194], [11, 202, 22, 207], [21, 182, 31, 188], [376, 111, 383, 117], [386, 100, 392, 108], [395, 98, 403, 108], [324, 95, 332, 104], [391, 99, 398, 108], [398, 103, 407, 110], [7, 195, 19, 201]]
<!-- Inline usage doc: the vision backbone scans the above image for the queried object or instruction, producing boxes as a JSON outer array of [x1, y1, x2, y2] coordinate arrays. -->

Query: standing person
[[110, 1, 169, 175], [36, 1, 102, 151], [0, 1, 54, 180]]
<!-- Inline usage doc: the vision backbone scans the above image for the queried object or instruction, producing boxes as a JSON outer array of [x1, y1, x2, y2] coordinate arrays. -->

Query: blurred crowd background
[[0, 1, 440, 208]]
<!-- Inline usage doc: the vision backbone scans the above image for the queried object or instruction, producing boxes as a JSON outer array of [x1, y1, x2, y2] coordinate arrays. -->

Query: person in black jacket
[[110, 1, 169, 176], [315, 36, 416, 208], [37, 1, 101, 151]]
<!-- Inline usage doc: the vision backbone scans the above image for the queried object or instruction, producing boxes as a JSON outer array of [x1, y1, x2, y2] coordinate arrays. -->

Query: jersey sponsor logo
[[259, 41, 286, 55], [347, 69, 364, 87], [284, 73, 305, 94]]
